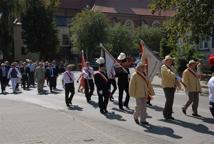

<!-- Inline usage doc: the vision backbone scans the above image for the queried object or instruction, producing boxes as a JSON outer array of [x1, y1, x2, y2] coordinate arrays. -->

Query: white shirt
[[62, 71, 75, 85], [82, 66, 94, 79], [208, 76, 214, 102]]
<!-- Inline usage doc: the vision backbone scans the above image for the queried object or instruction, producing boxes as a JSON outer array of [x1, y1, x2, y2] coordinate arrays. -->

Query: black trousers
[[118, 82, 130, 109], [65, 83, 75, 106], [29, 72, 35, 86], [97, 89, 109, 111], [84, 79, 94, 101], [109, 79, 117, 97], [209, 101, 214, 118], [49, 77, 56, 92], [0, 77, 7, 93], [163, 87, 175, 118], [21, 75, 28, 89]]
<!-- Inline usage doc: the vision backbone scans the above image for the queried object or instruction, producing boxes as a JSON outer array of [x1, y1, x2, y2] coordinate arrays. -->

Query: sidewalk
[[0, 99, 173, 144]]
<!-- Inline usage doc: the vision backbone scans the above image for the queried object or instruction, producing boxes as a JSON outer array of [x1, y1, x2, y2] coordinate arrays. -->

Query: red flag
[[209, 54, 214, 65], [81, 50, 86, 70]]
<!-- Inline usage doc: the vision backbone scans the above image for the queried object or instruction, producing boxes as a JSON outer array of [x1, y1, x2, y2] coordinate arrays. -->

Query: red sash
[[94, 71, 108, 83], [136, 71, 148, 85], [66, 71, 73, 81], [187, 68, 199, 79]]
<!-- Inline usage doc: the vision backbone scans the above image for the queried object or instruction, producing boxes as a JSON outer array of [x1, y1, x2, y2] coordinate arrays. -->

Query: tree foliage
[[21, 0, 59, 59], [70, 9, 109, 60], [134, 26, 163, 53], [150, 0, 214, 43], [107, 23, 135, 57], [0, 0, 26, 60]]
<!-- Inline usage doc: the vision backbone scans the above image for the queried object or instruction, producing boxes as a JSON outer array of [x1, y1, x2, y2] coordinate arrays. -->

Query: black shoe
[[192, 113, 201, 117], [100, 110, 105, 114], [134, 118, 139, 124], [110, 97, 114, 102], [119, 107, 124, 110], [182, 109, 186, 115], [140, 121, 149, 125], [147, 103, 152, 106]]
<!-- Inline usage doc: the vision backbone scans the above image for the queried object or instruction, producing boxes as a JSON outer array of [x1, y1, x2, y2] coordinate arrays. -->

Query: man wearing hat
[[116, 52, 130, 110], [129, 63, 151, 125], [94, 57, 110, 114], [182, 60, 201, 117], [161, 55, 177, 120], [82, 61, 94, 103], [62, 64, 75, 107], [0, 63, 8, 94]]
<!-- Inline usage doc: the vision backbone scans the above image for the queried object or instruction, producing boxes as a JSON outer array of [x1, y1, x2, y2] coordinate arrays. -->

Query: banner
[[81, 50, 86, 69], [140, 40, 162, 81]]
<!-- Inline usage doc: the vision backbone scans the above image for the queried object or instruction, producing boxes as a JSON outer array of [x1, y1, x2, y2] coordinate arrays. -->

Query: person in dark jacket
[[46, 63, 58, 93], [20, 62, 30, 90], [116, 52, 130, 110], [0, 63, 8, 94], [94, 57, 110, 114]]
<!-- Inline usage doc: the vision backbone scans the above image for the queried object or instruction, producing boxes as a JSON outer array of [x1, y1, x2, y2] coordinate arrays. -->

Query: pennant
[[140, 40, 162, 81], [81, 50, 86, 70]]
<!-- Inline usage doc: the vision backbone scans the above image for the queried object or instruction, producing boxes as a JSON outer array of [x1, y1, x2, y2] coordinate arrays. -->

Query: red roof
[[58, 0, 94, 9], [93, 0, 174, 17], [58, 0, 174, 17]]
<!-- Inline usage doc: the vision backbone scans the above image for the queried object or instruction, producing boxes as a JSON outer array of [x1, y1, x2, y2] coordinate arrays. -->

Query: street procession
[[0, 0, 214, 144]]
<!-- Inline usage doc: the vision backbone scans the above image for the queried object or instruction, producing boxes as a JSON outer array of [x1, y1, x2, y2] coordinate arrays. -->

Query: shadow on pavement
[[88, 100, 98, 108], [68, 105, 83, 111], [142, 124, 182, 139], [160, 119, 214, 136], [147, 105, 164, 112], [187, 115, 214, 124], [112, 107, 134, 114], [104, 111, 126, 121]]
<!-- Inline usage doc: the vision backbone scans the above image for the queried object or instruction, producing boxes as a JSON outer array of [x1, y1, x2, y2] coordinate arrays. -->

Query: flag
[[100, 44, 127, 77], [140, 40, 162, 81], [81, 50, 86, 69]]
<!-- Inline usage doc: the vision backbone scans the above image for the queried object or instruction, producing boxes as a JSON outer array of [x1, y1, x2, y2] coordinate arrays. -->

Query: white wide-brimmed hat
[[117, 52, 126, 60], [187, 60, 197, 66], [164, 55, 174, 61], [96, 57, 105, 64]]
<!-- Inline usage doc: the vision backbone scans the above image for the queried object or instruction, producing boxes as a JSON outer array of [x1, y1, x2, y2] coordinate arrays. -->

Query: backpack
[[11, 68, 18, 78]]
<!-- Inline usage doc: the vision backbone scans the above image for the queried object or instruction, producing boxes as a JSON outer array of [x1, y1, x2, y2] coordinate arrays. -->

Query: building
[[14, 0, 174, 61]]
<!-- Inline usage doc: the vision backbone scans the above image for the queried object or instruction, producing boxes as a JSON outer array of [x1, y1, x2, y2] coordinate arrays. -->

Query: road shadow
[[68, 105, 83, 111], [147, 105, 164, 112], [112, 107, 134, 114], [160, 119, 214, 136], [88, 100, 98, 108], [104, 111, 126, 121], [141, 124, 182, 139], [187, 115, 214, 124]]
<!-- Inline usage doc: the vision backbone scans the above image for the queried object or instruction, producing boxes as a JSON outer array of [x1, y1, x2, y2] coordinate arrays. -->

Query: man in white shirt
[[62, 64, 75, 107], [208, 72, 214, 118], [82, 61, 94, 103]]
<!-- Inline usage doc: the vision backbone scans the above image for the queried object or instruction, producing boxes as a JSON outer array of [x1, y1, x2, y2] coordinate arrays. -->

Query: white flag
[[141, 40, 162, 81]]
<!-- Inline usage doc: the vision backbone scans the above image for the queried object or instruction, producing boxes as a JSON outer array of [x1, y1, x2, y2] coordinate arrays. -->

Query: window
[[212, 36, 214, 48], [198, 39, 209, 50], [62, 34, 70, 46], [55, 16, 67, 26]]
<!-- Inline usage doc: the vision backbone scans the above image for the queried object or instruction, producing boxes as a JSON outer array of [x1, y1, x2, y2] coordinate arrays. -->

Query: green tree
[[70, 9, 109, 60], [107, 23, 135, 57], [0, 0, 26, 61], [150, 0, 214, 44], [134, 26, 163, 53], [21, 0, 59, 59]]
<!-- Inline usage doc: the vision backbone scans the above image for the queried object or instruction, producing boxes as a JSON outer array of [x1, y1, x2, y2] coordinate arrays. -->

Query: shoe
[[192, 113, 201, 117], [182, 109, 186, 115], [110, 97, 114, 102], [140, 121, 149, 125], [100, 110, 105, 114], [119, 107, 124, 110], [147, 103, 152, 106], [124, 104, 129, 109], [134, 117, 139, 124]]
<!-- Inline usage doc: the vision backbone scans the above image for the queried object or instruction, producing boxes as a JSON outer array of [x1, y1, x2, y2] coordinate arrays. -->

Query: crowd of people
[[0, 53, 213, 126]]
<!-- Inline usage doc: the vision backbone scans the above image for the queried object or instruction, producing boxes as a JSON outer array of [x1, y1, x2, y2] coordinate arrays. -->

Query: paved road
[[0, 72, 213, 144]]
